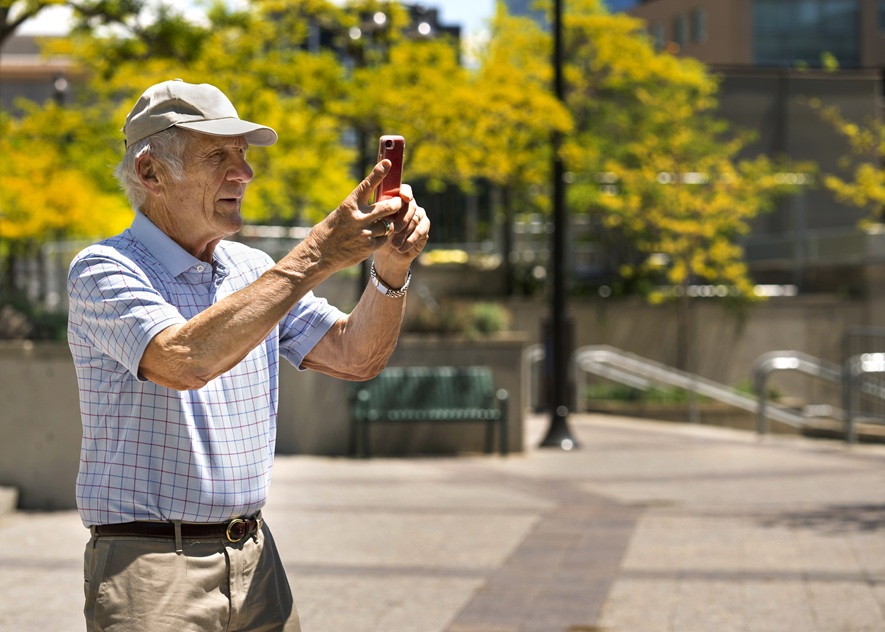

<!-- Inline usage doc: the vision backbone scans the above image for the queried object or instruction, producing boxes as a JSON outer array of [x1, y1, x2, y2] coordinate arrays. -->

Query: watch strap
[[370, 263, 411, 298]]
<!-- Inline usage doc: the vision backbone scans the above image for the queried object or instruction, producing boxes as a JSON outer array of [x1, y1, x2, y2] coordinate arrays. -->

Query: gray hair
[[114, 127, 189, 209]]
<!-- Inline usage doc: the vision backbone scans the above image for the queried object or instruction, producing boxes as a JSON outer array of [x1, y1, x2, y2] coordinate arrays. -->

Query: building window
[[754, 0, 860, 68], [650, 23, 666, 50], [672, 13, 687, 48], [690, 8, 707, 43], [879, 0, 885, 30]]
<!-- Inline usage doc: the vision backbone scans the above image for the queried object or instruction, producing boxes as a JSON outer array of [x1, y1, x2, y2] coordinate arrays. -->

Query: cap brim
[[176, 117, 278, 146]]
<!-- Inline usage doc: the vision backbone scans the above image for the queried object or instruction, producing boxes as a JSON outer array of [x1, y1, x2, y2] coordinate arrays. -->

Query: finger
[[365, 195, 404, 224], [391, 203, 422, 247], [400, 227, 429, 254], [396, 209, 430, 253], [398, 183, 413, 203], [352, 160, 392, 207], [369, 217, 395, 240], [392, 199, 419, 235]]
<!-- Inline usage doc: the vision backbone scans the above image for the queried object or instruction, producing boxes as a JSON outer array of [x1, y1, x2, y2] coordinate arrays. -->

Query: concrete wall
[[0, 342, 82, 510], [0, 293, 877, 510], [507, 294, 871, 408], [0, 334, 528, 510]]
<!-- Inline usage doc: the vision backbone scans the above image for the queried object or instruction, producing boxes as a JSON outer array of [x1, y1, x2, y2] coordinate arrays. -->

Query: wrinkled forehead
[[183, 129, 249, 152]]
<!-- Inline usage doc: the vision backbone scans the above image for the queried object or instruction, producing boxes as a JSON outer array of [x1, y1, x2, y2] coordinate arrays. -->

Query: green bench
[[349, 366, 509, 458]]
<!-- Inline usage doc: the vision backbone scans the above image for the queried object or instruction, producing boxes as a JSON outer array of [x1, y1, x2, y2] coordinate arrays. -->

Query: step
[[0, 486, 18, 516]]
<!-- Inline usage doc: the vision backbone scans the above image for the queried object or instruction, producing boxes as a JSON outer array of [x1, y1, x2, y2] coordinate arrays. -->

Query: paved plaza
[[1, 413, 883, 631]]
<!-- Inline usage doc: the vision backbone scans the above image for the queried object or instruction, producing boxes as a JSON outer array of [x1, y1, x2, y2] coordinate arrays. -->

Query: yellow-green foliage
[[0, 104, 131, 242], [560, 6, 806, 299], [808, 100, 884, 228], [3, 0, 810, 304]]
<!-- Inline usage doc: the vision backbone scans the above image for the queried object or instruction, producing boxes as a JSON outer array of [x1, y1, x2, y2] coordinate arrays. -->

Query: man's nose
[[228, 156, 254, 183]]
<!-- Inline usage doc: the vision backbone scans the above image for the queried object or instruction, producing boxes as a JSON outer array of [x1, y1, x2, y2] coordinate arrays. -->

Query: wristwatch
[[370, 263, 411, 299]]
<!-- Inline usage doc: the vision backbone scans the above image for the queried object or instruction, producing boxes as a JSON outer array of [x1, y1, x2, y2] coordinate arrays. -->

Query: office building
[[619, 0, 884, 296], [627, 0, 885, 70]]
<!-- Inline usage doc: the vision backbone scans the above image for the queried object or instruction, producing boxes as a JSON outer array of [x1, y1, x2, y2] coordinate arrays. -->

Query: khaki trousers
[[83, 522, 301, 632]]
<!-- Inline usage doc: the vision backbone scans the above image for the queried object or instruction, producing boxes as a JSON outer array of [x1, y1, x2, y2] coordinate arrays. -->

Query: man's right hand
[[303, 160, 407, 274]]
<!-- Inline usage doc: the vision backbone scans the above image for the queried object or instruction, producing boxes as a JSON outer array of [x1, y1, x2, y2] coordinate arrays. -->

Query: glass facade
[[690, 8, 708, 43], [673, 13, 688, 47], [754, 0, 860, 67], [603, 0, 642, 11], [650, 23, 666, 50]]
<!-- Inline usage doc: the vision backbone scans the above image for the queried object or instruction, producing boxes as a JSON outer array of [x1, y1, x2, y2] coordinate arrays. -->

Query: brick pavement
[[0, 413, 883, 631]]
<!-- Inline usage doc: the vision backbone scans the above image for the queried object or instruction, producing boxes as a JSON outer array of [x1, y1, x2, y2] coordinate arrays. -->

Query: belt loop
[[173, 521, 183, 555], [252, 513, 261, 543], [90, 525, 97, 548]]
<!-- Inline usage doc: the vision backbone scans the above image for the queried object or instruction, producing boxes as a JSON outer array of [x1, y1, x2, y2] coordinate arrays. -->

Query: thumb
[[353, 160, 392, 206]]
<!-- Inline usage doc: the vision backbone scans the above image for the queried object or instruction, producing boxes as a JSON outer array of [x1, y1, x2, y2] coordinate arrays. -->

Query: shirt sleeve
[[67, 248, 187, 380], [278, 291, 345, 370]]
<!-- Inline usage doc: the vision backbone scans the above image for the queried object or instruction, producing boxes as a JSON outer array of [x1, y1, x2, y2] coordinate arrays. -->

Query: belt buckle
[[225, 518, 247, 543]]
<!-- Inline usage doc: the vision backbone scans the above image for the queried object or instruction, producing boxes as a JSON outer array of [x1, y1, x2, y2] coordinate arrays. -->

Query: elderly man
[[67, 79, 429, 631]]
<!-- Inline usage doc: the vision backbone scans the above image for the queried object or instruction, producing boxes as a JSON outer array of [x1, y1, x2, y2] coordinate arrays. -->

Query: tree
[[1, 0, 172, 46], [468, 10, 572, 294], [2, 0, 62, 44], [47, 0, 359, 225], [807, 100, 884, 229], [0, 101, 131, 294], [557, 3, 804, 369]]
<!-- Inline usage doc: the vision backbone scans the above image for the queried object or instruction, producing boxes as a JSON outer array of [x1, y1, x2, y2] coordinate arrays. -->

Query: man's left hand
[[373, 183, 430, 284]]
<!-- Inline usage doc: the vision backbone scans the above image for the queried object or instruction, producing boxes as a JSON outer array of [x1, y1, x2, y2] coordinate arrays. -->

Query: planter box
[[0, 342, 82, 510], [585, 400, 804, 435]]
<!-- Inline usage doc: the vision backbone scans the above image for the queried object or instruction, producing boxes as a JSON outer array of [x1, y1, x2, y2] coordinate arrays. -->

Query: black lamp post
[[53, 74, 68, 106], [539, 0, 579, 450]]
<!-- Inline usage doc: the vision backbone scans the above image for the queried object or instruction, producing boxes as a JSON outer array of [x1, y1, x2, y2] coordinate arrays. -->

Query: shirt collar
[[130, 209, 203, 277]]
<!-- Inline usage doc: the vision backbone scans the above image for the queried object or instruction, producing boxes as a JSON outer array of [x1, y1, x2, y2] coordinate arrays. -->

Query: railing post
[[755, 366, 770, 436], [688, 380, 700, 424], [843, 364, 856, 444]]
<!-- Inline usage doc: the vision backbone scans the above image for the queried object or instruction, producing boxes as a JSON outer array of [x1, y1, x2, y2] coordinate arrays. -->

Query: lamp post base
[[539, 408, 580, 450]]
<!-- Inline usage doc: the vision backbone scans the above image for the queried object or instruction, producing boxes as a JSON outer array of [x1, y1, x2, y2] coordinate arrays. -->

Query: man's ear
[[136, 153, 164, 195]]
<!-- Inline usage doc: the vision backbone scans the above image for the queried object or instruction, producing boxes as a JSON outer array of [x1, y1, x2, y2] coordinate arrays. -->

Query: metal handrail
[[529, 344, 884, 442], [572, 345, 808, 427], [844, 352, 885, 443], [523, 344, 545, 411], [752, 351, 842, 436]]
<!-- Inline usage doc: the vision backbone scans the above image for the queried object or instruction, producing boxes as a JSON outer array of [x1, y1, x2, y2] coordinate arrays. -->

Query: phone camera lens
[[385, 139, 394, 149]]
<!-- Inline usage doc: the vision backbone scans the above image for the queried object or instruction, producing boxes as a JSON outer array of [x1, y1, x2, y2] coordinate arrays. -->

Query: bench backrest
[[351, 366, 497, 420]]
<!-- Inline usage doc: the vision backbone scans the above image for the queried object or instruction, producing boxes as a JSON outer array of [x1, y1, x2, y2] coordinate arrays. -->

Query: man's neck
[[141, 205, 222, 262]]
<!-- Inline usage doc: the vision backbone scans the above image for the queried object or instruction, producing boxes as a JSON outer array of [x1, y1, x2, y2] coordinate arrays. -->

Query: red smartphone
[[374, 134, 405, 203]]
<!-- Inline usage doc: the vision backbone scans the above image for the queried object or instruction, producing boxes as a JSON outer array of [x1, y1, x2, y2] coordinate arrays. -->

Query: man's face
[[165, 131, 254, 240]]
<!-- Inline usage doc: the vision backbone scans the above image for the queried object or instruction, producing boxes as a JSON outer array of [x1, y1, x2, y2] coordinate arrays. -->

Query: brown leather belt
[[93, 512, 262, 543]]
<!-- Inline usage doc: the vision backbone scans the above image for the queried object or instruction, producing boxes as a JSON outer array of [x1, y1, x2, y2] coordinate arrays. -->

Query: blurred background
[[0, 0, 883, 508]]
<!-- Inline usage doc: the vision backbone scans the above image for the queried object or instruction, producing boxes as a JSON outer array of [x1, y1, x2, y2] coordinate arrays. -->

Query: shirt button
[[196, 265, 205, 272]]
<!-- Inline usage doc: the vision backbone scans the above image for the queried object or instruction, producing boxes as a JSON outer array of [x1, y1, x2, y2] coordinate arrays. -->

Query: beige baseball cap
[[123, 79, 278, 147]]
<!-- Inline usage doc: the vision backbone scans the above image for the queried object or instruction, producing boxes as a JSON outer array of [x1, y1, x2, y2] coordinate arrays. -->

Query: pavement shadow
[[759, 503, 885, 534]]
